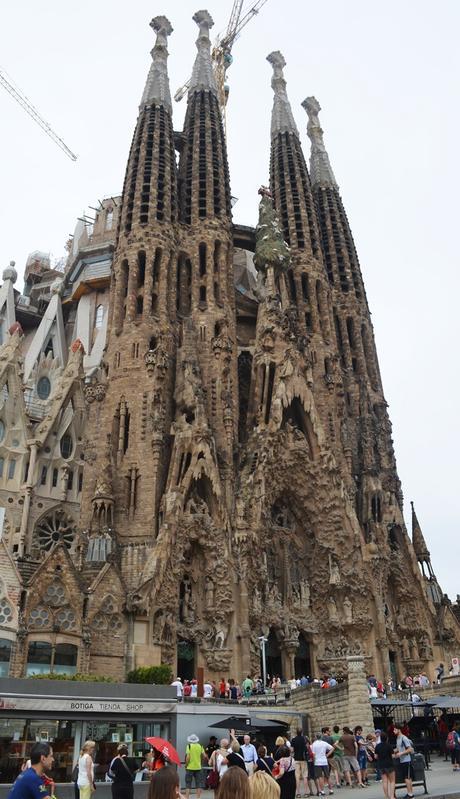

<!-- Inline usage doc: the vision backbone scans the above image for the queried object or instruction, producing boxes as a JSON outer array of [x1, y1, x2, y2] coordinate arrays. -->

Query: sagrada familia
[[0, 11, 458, 683]]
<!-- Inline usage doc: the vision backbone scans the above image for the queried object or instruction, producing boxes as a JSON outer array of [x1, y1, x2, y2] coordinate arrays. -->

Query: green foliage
[[126, 665, 172, 684], [29, 672, 114, 683]]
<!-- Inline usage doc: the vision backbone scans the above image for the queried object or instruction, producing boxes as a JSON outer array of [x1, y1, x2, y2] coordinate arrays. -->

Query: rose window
[[35, 510, 75, 551], [55, 607, 76, 631], [43, 583, 66, 607], [29, 606, 50, 628], [0, 598, 13, 624]]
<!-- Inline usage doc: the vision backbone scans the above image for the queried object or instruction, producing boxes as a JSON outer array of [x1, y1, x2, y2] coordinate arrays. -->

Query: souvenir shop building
[[0, 678, 177, 785]]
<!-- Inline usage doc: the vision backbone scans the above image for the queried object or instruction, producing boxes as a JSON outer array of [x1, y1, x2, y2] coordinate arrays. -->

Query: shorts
[[185, 769, 203, 789], [452, 750, 460, 766], [358, 751, 368, 770], [397, 762, 413, 780], [342, 755, 360, 773], [332, 756, 344, 773], [380, 767, 395, 775], [295, 761, 308, 780], [307, 761, 316, 780], [314, 765, 330, 779]]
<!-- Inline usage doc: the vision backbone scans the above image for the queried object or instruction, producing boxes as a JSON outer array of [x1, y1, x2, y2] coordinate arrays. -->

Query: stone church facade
[[0, 12, 458, 683]]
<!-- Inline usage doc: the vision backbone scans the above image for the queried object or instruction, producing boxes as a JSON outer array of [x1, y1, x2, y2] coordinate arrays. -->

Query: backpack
[[446, 731, 456, 751]]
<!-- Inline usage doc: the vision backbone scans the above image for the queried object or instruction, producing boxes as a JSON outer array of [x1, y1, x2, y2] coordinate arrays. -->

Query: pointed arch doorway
[[263, 628, 282, 680]]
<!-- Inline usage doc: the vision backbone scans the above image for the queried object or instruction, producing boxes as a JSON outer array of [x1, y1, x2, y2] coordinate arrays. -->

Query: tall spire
[[140, 16, 173, 111], [411, 501, 430, 562], [189, 10, 218, 95], [302, 96, 337, 188], [267, 51, 299, 138]]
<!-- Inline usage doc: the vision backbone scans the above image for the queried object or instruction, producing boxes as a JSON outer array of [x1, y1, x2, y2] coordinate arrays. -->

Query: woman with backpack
[[109, 744, 139, 799]]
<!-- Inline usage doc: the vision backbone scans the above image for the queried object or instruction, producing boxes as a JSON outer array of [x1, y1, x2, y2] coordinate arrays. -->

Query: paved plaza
[[195, 759, 460, 799]]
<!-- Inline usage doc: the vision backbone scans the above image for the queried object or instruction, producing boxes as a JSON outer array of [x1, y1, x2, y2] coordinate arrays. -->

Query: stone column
[[346, 655, 374, 731]]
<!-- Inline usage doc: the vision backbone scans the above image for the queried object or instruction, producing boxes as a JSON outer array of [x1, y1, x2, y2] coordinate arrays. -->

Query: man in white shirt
[[203, 680, 213, 698], [311, 733, 334, 795], [241, 734, 258, 776], [170, 677, 183, 700]]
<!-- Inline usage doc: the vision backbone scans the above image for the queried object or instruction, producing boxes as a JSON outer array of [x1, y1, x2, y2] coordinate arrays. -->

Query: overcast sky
[[0, 1, 458, 600]]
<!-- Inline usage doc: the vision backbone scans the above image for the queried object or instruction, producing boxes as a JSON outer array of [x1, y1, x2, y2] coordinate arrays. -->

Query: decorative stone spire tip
[[266, 50, 299, 139], [189, 9, 217, 95], [302, 95, 338, 188], [140, 14, 173, 111]]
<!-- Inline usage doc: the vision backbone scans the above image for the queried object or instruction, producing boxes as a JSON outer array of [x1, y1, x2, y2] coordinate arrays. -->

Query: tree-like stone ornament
[[190, 10, 217, 94], [302, 95, 338, 188], [253, 187, 290, 274], [140, 14, 173, 110]]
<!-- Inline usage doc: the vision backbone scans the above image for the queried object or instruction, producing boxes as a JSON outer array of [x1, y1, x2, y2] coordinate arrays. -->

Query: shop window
[[0, 638, 12, 677], [37, 377, 51, 400], [60, 434, 73, 460]]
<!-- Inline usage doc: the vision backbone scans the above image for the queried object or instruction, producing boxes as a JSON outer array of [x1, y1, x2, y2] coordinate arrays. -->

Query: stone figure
[[409, 638, 419, 660], [328, 596, 339, 622], [205, 575, 215, 609], [329, 554, 340, 585], [300, 579, 310, 609], [343, 596, 353, 624], [401, 637, 410, 659]]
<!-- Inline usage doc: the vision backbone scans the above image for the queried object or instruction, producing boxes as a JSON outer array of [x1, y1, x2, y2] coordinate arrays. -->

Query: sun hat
[[187, 734, 200, 744]]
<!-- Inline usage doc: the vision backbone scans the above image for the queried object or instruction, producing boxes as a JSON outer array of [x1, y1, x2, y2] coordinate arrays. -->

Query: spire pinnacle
[[140, 15, 173, 111], [189, 10, 217, 95], [411, 501, 430, 562], [267, 51, 299, 139], [302, 96, 337, 188]]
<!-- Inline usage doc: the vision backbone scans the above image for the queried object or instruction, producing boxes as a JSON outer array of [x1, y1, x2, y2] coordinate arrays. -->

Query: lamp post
[[258, 634, 268, 689]]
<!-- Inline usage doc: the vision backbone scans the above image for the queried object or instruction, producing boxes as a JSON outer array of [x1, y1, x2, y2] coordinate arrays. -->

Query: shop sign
[[0, 696, 174, 714]]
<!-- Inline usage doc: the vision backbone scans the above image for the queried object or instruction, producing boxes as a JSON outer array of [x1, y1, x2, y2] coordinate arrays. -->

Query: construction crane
[[174, 0, 269, 131], [0, 68, 77, 161]]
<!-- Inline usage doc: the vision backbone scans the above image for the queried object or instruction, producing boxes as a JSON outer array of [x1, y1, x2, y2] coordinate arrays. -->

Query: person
[[392, 724, 414, 799], [206, 737, 219, 760], [149, 766, 185, 799], [203, 680, 214, 699], [217, 766, 251, 799], [374, 732, 395, 799], [183, 680, 192, 698], [171, 677, 184, 700], [243, 675, 254, 698], [8, 743, 54, 799], [209, 738, 230, 786], [249, 770, 281, 799], [354, 727, 368, 785], [451, 723, 460, 771], [110, 744, 138, 799], [435, 663, 444, 684], [274, 737, 287, 761], [330, 725, 344, 788], [274, 745, 296, 799], [77, 740, 96, 799], [227, 736, 248, 771], [311, 733, 333, 796], [338, 727, 364, 788], [185, 734, 205, 799], [219, 678, 227, 699], [320, 728, 336, 792], [290, 728, 309, 797], [145, 747, 167, 772], [241, 734, 258, 776], [255, 745, 275, 776]]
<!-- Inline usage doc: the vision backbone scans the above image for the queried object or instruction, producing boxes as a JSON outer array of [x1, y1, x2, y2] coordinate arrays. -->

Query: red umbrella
[[144, 736, 181, 766]]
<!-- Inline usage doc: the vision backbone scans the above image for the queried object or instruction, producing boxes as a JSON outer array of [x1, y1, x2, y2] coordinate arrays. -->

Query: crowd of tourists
[[7, 718, 460, 799], [367, 663, 450, 698], [171, 674, 341, 701]]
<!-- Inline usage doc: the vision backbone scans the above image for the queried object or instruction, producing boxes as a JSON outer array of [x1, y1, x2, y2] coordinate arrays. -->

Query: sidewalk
[[194, 759, 460, 799]]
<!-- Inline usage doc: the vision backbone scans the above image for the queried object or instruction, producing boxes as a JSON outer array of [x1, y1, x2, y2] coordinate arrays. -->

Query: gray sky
[[0, 1, 458, 599]]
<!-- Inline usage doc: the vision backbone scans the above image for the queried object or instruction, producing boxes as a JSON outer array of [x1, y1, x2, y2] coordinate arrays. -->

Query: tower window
[[105, 208, 113, 230], [78, 472, 83, 493], [7, 460, 16, 480], [199, 243, 207, 276], [0, 420, 4, 442], [67, 470, 74, 491], [95, 305, 104, 329], [40, 467, 47, 485], [60, 434, 73, 460], [137, 251, 146, 287], [37, 377, 51, 400], [136, 296, 143, 316], [0, 457, 4, 477], [44, 339, 54, 358], [199, 286, 207, 304], [52, 468, 58, 488]]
